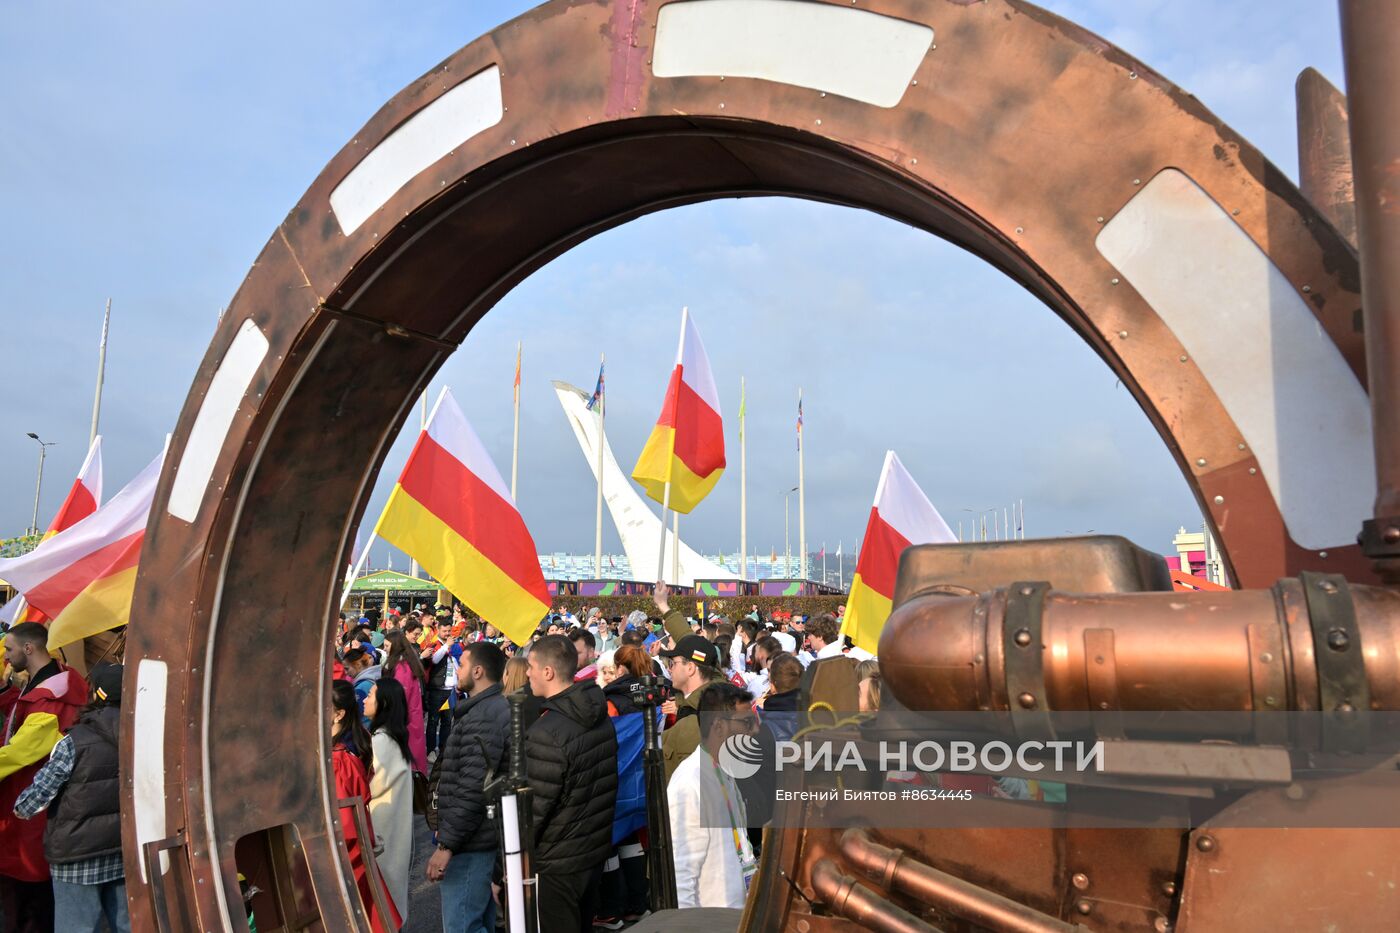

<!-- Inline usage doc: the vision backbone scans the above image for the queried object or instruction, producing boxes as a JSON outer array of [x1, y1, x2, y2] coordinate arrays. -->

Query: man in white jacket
[[667, 682, 760, 909]]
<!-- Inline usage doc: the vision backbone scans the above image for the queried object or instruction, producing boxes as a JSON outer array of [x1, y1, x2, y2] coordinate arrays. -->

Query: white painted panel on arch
[[654, 0, 933, 108], [1096, 168, 1373, 550], [133, 658, 169, 883], [330, 65, 504, 235]]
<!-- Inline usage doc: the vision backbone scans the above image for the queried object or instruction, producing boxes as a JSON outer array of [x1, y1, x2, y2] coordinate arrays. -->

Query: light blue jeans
[[440, 848, 496, 933], [52, 878, 130, 933]]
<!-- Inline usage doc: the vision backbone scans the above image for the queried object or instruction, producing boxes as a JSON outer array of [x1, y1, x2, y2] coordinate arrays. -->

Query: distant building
[[1166, 524, 1229, 587]]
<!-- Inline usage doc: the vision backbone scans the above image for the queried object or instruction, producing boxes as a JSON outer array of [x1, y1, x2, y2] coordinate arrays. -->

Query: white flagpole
[[594, 352, 605, 578], [409, 392, 427, 580], [90, 298, 110, 448], [838, 541, 843, 588], [512, 341, 521, 502], [822, 543, 827, 585], [797, 387, 807, 581], [740, 376, 747, 581], [655, 483, 672, 583], [1019, 498, 1025, 539], [672, 510, 681, 585]]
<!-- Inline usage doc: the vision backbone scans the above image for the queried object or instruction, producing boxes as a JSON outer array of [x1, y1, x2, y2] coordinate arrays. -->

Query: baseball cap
[[90, 662, 123, 706], [659, 634, 722, 668]]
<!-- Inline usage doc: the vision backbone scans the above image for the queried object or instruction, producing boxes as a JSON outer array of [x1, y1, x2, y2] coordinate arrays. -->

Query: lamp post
[[960, 506, 998, 541], [26, 433, 56, 537]]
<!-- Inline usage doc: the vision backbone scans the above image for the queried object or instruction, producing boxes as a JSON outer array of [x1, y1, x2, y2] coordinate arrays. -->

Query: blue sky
[[0, 1, 1345, 564]]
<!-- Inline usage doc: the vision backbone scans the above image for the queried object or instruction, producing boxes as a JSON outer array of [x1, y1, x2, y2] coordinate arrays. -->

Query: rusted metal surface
[[1296, 67, 1357, 247], [118, 0, 1384, 929], [1340, 0, 1400, 579], [881, 576, 1400, 716]]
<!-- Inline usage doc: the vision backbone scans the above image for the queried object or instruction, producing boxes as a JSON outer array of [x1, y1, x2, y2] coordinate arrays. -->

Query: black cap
[[90, 662, 123, 706], [659, 634, 721, 668]]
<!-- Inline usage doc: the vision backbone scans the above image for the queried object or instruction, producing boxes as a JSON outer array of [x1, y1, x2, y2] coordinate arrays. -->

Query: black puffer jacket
[[602, 675, 643, 715], [525, 681, 618, 873], [436, 684, 510, 853]]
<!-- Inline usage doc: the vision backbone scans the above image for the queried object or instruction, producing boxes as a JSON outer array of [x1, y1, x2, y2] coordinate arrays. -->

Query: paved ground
[[402, 814, 445, 933]]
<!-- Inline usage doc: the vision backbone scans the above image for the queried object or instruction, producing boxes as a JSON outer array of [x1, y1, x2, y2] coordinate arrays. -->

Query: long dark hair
[[331, 680, 372, 773], [382, 629, 425, 682], [368, 676, 413, 768]]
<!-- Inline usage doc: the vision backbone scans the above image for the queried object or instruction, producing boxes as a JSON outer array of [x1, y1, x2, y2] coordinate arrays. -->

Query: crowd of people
[[329, 582, 880, 931]]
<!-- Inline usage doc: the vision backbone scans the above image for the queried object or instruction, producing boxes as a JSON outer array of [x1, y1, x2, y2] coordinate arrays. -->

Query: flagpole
[[822, 543, 827, 585], [594, 352, 605, 578], [1019, 498, 1025, 539], [838, 541, 843, 589], [797, 388, 807, 581], [409, 391, 427, 580], [739, 376, 747, 581], [509, 340, 520, 501], [672, 510, 680, 585], [90, 298, 110, 448], [656, 482, 672, 583]]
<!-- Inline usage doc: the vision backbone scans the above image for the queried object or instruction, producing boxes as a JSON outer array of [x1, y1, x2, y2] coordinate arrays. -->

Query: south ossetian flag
[[18, 435, 104, 624], [0, 445, 163, 651], [631, 307, 725, 514], [376, 388, 549, 644], [841, 451, 956, 654]]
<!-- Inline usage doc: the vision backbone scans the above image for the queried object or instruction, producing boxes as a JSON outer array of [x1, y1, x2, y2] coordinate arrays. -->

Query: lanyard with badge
[[711, 759, 758, 890]]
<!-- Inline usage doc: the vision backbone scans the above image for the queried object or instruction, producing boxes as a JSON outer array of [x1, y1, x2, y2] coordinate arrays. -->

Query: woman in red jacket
[[331, 680, 401, 932]]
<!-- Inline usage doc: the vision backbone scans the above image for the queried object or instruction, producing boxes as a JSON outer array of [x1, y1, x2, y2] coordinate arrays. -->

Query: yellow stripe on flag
[[632, 424, 724, 515], [46, 564, 139, 652], [840, 572, 892, 656], [378, 489, 548, 645]]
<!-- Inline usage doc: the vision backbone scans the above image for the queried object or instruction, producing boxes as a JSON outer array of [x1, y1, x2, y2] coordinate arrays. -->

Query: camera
[[631, 676, 674, 706]]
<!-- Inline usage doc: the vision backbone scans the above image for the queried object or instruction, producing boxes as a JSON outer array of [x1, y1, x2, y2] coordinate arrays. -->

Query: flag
[[841, 451, 956, 654], [21, 436, 105, 623], [609, 554, 616, 570], [836, 541, 842, 558], [375, 388, 549, 644], [586, 361, 605, 412], [513, 343, 522, 403], [0, 448, 165, 651], [771, 547, 777, 563], [797, 394, 803, 451], [632, 308, 725, 514], [817, 545, 825, 560]]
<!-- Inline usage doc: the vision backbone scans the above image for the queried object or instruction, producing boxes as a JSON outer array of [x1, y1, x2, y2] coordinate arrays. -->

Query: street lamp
[[26, 433, 56, 537], [783, 486, 798, 576], [960, 506, 999, 541]]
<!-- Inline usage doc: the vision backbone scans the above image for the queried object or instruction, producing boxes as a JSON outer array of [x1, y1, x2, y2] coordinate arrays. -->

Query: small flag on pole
[[513, 344, 522, 403], [631, 308, 725, 514], [586, 361, 605, 412], [796, 395, 803, 450], [841, 451, 956, 654], [375, 388, 550, 644]]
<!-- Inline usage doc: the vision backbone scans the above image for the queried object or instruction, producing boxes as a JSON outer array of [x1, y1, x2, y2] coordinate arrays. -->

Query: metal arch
[[119, 0, 1370, 928]]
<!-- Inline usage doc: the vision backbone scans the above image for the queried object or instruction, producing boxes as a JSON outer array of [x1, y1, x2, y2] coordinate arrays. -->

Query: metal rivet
[[815, 119, 822, 125], [1162, 880, 1178, 897], [1338, 701, 1356, 713], [1179, 355, 1189, 362], [1155, 919, 1170, 933], [1196, 458, 1207, 467], [1214, 495, 1225, 505], [1231, 208, 1241, 216], [1384, 526, 1400, 544], [1249, 467, 1257, 475], [1015, 226, 1024, 234], [1110, 277, 1120, 285], [1014, 629, 1032, 647], [1098, 700, 1109, 710], [1128, 71, 1138, 79], [440, 181, 446, 187], [1118, 330, 1128, 338], [911, 79, 918, 86], [1319, 580, 1339, 595], [510, 139, 516, 145], [1072, 872, 1089, 890], [719, 102, 725, 108], [1320, 550, 1329, 558], [1196, 835, 1216, 853], [1260, 651, 1273, 663], [1237, 443, 1246, 450], [1327, 628, 1349, 651], [819, 92, 825, 97], [1133, 178, 1141, 185], [911, 158, 917, 164], [1302, 285, 1312, 293], [1018, 692, 1037, 709], [719, 76, 725, 81], [1265, 695, 1277, 707], [1285, 783, 1305, 800], [931, 43, 937, 50], [1020, 585, 1035, 596], [1096, 215, 1105, 223], [1075, 899, 1092, 916]]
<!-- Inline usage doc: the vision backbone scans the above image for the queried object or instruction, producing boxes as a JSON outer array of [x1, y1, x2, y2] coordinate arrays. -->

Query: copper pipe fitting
[[809, 858, 942, 933], [839, 829, 1083, 933]]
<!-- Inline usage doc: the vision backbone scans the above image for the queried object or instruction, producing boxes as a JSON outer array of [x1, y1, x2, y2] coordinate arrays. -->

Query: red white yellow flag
[[841, 451, 956, 654], [17, 436, 105, 624], [631, 307, 725, 514], [0, 447, 163, 650], [376, 388, 550, 644]]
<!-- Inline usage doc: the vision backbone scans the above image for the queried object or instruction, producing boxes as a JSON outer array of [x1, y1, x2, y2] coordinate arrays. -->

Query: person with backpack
[[594, 646, 654, 929], [427, 642, 509, 933], [13, 662, 127, 932]]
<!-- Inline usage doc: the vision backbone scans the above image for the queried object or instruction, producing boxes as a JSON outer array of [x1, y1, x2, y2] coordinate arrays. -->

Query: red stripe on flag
[[45, 482, 97, 535], [24, 529, 144, 618], [853, 507, 913, 599], [654, 366, 724, 478], [398, 434, 549, 603]]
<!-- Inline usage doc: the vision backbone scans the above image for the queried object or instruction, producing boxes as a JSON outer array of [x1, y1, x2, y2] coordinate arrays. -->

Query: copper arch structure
[[120, 0, 1370, 929]]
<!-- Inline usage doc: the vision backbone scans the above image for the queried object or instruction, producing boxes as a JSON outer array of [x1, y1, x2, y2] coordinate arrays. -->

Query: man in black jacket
[[525, 635, 618, 933], [427, 642, 509, 933]]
